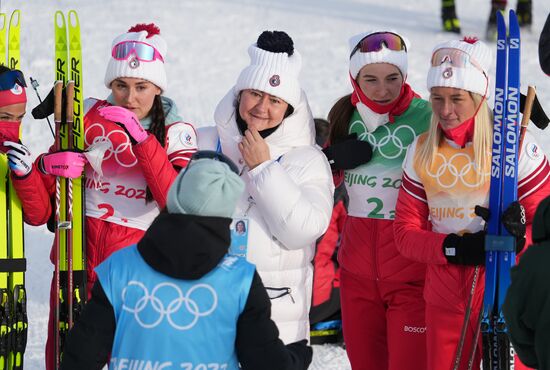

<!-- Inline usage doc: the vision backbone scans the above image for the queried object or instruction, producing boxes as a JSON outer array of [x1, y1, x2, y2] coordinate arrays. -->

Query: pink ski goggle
[[111, 41, 164, 63], [350, 32, 407, 58], [431, 48, 484, 73]]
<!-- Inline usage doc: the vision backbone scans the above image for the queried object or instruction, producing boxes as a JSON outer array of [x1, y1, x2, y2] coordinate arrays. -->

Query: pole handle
[[519, 86, 536, 154]]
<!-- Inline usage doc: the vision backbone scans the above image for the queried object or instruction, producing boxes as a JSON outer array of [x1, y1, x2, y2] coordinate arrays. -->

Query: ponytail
[[328, 94, 355, 144], [145, 94, 167, 202], [148, 95, 166, 148]]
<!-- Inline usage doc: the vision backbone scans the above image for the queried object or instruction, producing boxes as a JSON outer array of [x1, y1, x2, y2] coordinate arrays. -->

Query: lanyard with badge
[[217, 139, 283, 258], [186, 150, 248, 255], [216, 139, 251, 258]]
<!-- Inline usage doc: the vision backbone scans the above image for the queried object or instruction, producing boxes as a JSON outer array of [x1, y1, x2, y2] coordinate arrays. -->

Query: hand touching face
[[238, 128, 271, 170]]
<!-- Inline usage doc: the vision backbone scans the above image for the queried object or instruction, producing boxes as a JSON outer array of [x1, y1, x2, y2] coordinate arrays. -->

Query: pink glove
[[40, 151, 87, 179], [98, 106, 148, 143]]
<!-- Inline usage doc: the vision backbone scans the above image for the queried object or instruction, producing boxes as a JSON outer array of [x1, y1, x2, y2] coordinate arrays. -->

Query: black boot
[[516, 0, 532, 30], [442, 0, 461, 33]]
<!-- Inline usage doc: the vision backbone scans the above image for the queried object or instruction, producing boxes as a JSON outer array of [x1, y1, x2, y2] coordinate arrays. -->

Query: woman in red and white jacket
[[322, 30, 432, 370], [8, 24, 197, 370], [394, 37, 550, 370]]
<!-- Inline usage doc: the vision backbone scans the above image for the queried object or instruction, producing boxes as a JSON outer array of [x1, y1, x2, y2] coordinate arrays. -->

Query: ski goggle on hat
[[350, 32, 407, 58], [0, 70, 27, 91], [111, 40, 164, 63], [431, 48, 485, 75]]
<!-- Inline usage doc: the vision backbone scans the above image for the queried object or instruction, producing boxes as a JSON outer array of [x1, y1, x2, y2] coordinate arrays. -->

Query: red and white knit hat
[[427, 37, 492, 97], [104, 24, 167, 91], [349, 30, 410, 79]]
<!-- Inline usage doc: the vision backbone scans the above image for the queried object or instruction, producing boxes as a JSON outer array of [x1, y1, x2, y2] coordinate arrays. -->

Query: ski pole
[[53, 81, 63, 370], [65, 81, 75, 330], [518, 85, 536, 153], [453, 266, 480, 370], [29, 77, 55, 139]]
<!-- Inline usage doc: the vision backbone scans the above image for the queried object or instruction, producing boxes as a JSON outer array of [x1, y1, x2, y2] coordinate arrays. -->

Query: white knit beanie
[[349, 30, 410, 79], [427, 38, 492, 97], [104, 24, 167, 91], [235, 31, 302, 109]]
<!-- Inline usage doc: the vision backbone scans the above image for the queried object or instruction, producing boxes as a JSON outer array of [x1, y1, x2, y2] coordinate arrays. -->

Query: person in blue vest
[[60, 152, 313, 370]]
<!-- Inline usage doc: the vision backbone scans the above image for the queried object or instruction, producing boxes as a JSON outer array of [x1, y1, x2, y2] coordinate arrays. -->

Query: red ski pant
[[425, 304, 533, 370], [425, 303, 482, 370], [340, 268, 426, 370]]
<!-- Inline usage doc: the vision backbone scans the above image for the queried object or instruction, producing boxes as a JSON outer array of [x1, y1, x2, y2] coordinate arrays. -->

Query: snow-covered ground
[[3, 0, 550, 368]]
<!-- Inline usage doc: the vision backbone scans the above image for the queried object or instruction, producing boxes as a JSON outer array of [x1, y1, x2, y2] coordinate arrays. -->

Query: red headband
[[0, 84, 27, 108]]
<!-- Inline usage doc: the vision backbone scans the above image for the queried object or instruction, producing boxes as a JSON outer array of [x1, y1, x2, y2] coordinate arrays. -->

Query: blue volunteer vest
[[96, 245, 256, 370]]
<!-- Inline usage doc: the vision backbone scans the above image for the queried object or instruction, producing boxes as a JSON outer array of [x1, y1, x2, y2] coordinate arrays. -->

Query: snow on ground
[[3, 0, 550, 367]]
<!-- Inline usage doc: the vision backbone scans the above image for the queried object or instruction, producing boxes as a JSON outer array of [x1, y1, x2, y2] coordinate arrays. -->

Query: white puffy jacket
[[198, 88, 334, 343]]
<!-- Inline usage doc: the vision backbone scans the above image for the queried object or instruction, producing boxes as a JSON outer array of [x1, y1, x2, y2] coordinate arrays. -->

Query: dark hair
[[0, 65, 12, 74], [236, 220, 246, 233], [145, 94, 166, 202], [314, 118, 330, 147], [328, 94, 355, 144], [257, 30, 294, 55], [148, 95, 166, 148]]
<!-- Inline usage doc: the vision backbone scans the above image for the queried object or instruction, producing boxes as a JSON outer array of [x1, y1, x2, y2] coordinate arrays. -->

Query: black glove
[[285, 339, 313, 370], [322, 133, 373, 170], [474, 202, 526, 254], [443, 231, 486, 266], [502, 201, 526, 254], [520, 92, 549, 130], [32, 84, 67, 120]]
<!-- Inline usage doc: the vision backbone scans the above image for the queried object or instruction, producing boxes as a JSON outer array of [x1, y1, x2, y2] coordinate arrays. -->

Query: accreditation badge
[[229, 218, 249, 258]]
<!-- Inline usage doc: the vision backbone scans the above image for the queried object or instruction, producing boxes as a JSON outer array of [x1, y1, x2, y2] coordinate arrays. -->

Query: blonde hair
[[415, 93, 493, 184]]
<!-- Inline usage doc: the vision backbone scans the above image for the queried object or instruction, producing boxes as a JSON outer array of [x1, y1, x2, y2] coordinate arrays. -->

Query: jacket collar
[[137, 213, 231, 280], [213, 87, 315, 168]]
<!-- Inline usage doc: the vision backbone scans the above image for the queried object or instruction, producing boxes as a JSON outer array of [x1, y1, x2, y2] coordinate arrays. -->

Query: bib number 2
[[366, 198, 395, 219]]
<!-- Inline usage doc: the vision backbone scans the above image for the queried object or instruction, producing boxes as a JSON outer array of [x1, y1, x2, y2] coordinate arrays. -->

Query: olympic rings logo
[[85, 123, 138, 168], [349, 120, 416, 160], [122, 280, 218, 330], [426, 152, 489, 189]]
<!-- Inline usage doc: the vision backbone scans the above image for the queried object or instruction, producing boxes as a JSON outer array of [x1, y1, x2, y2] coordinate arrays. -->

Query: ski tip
[[9, 10, 20, 28], [496, 9, 506, 25], [54, 10, 66, 29], [509, 9, 518, 25], [67, 10, 79, 28], [485, 9, 507, 42], [508, 9, 520, 38]]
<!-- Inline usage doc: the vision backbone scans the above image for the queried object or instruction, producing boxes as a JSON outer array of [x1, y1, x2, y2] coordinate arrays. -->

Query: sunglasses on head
[[111, 41, 164, 63], [350, 32, 407, 59], [431, 48, 484, 73], [0, 70, 26, 91], [187, 150, 240, 175]]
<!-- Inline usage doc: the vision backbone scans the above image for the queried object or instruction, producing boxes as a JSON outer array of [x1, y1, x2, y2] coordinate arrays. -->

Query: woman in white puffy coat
[[199, 30, 334, 344]]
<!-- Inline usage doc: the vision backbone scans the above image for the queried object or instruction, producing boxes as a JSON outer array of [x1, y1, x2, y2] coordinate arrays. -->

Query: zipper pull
[[244, 196, 255, 217], [287, 288, 295, 304]]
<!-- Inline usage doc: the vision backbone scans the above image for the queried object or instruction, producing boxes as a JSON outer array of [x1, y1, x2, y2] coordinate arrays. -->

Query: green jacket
[[503, 195, 550, 369]]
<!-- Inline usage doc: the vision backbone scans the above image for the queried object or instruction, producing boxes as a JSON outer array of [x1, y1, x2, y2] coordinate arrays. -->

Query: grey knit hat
[[166, 158, 244, 218]]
